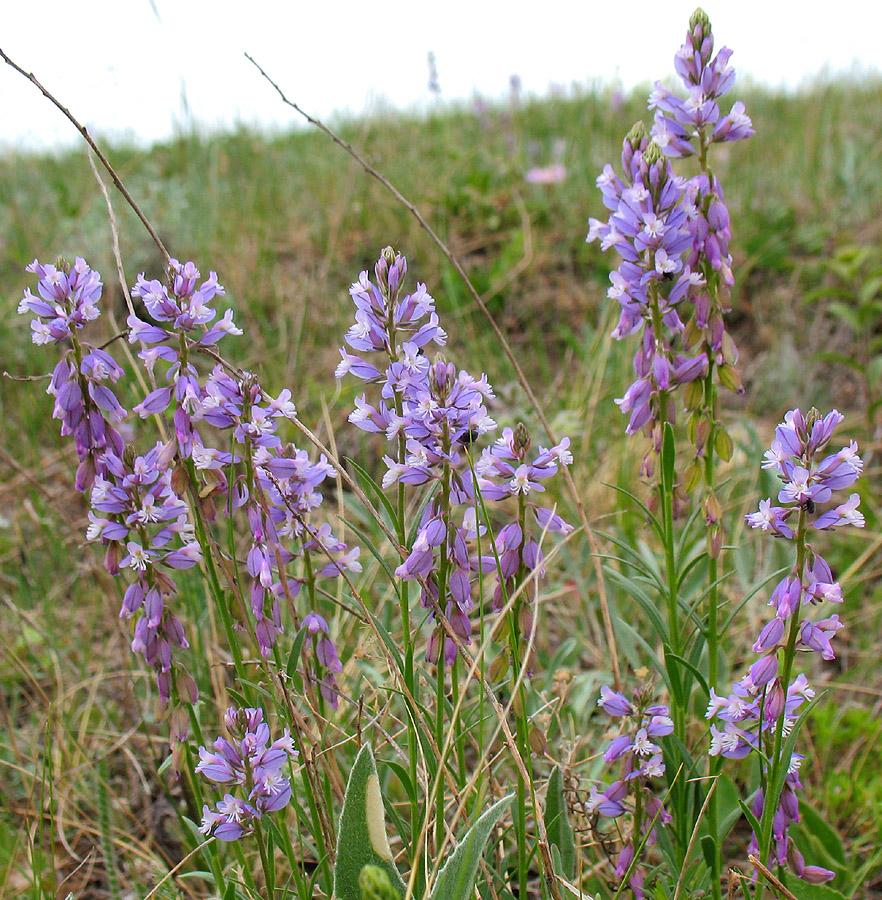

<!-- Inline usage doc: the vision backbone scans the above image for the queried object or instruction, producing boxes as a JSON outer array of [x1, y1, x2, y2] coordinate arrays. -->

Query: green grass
[[2, 76, 882, 897]]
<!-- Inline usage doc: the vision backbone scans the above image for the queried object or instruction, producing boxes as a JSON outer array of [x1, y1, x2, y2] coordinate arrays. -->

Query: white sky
[[2, 0, 880, 150]]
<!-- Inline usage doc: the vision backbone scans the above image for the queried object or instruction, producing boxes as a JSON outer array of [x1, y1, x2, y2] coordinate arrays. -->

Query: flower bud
[[176, 671, 198, 705], [684, 378, 703, 410], [683, 461, 702, 492], [765, 679, 785, 721], [689, 8, 711, 41], [157, 439, 177, 469], [359, 864, 402, 900], [704, 491, 722, 525], [625, 121, 647, 149], [529, 725, 548, 756], [714, 425, 733, 462], [489, 652, 509, 683], [695, 417, 711, 453], [709, 523, 723, 559], [717, 364, 743, 394], [104, 542, 121, 576], [747, 653, 778, 689], [513, 422, 531, 457], [721, 331, 738, 366], [171, 462, 190, 497], [170, 706, 190, 744], [643, 141, 664, 168]]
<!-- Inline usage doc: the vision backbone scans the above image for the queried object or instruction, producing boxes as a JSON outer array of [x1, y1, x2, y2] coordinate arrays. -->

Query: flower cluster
[[127, 261, 357, 669], [651, 9, 752, 394], [20, 257, 103, 344], [197, 707, 298, 841], [88, 442, 202, 700], [586, 685, 674, 900], [18, 258, 201, 703], [587, 128, 708, 444], [128, 259, 240, 458], [338, 250, 572, 666], [707, 408, 861, 883], [588, 8, 752, 489], [744, 408, 862, 661], [649, 8, 754, 160], [192, 365, 357, 659], [19, 258, 127, 492], [473, 424, 574, 610]]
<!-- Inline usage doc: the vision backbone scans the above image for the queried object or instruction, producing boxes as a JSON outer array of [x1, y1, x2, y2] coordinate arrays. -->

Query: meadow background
[[2, 73, 882, 897]]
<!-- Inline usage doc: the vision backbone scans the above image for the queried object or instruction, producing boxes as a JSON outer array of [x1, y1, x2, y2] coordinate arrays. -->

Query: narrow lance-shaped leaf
[[545, 766, 575, 878], [334, 744, 406, 900], [427, 794, 513, 900]]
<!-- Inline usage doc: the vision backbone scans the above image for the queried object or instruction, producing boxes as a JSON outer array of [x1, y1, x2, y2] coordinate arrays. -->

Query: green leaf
[[700, 834, 716, 871], [545, 767, 575, 878], [345, 457, 400, 532], [359, 865, 403, 900], [333, 744, 406, 900], [796, 800, 847, 867], [286, 625, 308, 678], [738, 796, 762, 842], [714, 774, 743, 844], [427, 794, 513, 900], [604, 567, 668, 644], [780, 873, 849, 900], [664, 650, 709, 698]]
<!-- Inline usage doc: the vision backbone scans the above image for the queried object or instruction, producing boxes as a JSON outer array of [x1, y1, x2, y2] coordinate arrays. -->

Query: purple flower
[[302, 612, 344, 707], [197, 708, 298, 841]]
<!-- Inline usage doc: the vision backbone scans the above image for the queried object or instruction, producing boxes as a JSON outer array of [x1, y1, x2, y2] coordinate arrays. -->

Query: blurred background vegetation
[[2, 77, 882, 896]]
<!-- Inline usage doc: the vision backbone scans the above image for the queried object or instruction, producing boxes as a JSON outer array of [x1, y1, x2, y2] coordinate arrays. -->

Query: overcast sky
[[2, 0, 880, 150]]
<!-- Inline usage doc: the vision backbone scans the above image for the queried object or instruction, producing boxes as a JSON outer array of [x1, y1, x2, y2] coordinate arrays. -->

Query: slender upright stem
[[759, 510, 807, 878], [698, 127, 724, 900]]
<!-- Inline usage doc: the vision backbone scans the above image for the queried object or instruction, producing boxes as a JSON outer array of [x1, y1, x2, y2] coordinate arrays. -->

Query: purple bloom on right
[[708, 407, 862, 884]]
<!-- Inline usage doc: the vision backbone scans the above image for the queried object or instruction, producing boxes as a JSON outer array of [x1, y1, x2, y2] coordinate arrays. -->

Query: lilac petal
[[134, 386, 172, 417]]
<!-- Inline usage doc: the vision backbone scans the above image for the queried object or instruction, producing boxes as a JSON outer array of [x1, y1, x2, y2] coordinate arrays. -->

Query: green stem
[[506, 489, 534, 900], [703, 363, 723, 900], [450, 657, 466, 787], [184, 458, 251, 692], [758, 508, 807, 883], [696, 123, 725, 900], [433, 451, 453, 860], [254, 819, 275, 898]]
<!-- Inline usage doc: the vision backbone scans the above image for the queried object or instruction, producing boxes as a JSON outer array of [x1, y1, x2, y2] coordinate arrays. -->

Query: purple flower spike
[[711, 407, 861, 885]]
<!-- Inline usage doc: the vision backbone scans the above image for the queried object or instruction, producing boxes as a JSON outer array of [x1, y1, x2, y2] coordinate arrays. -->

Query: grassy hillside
[[2, 77, 882, 897]]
